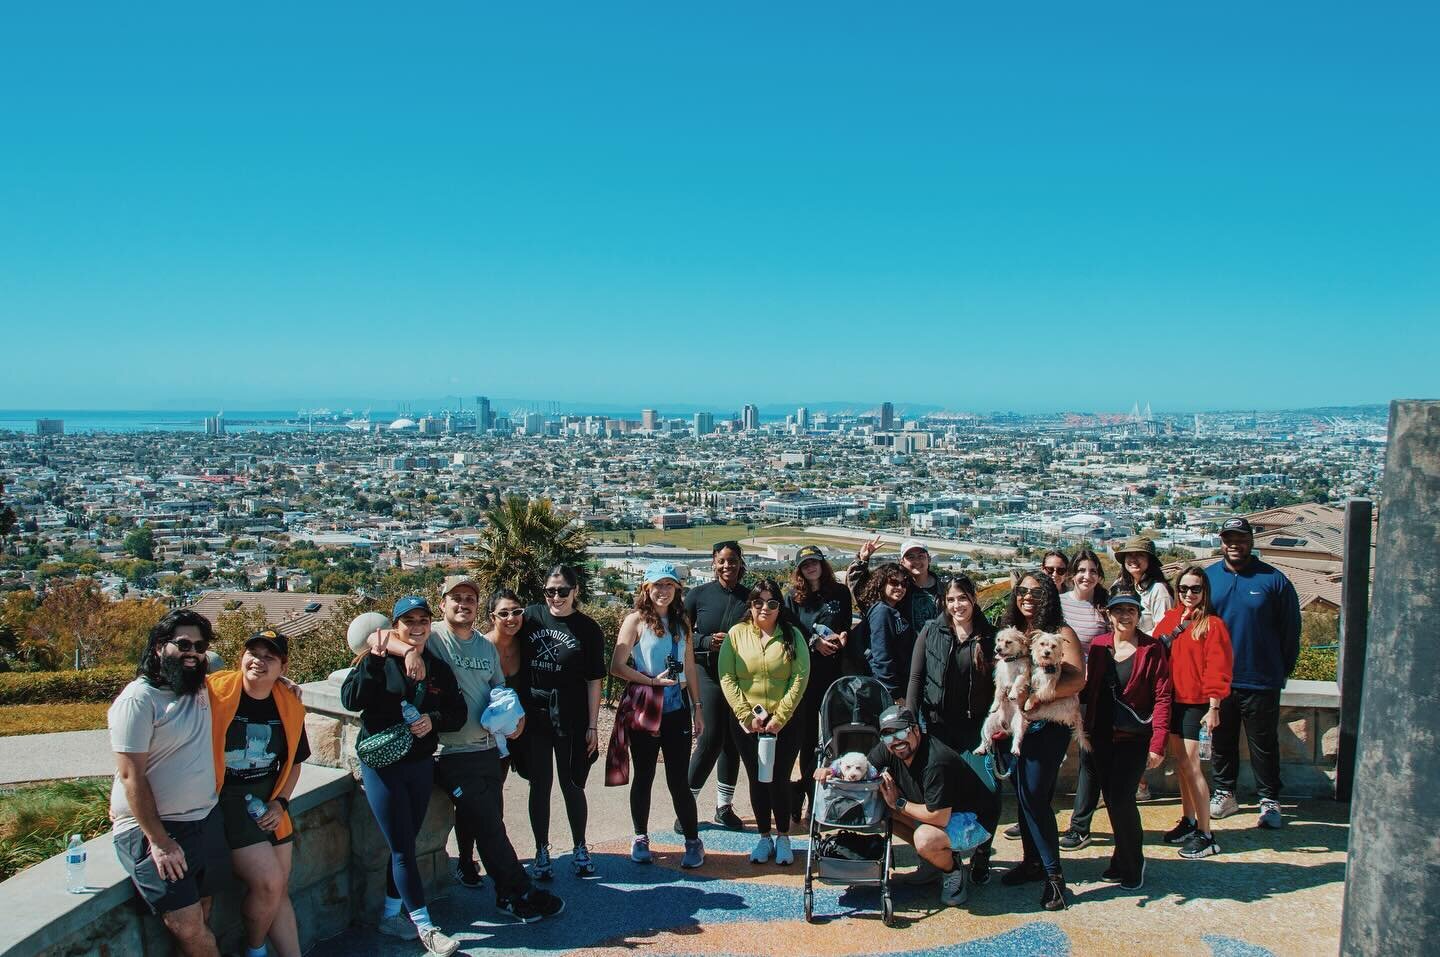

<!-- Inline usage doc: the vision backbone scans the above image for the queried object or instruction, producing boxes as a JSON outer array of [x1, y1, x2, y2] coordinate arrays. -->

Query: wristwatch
[[895, 797, 908, 813]]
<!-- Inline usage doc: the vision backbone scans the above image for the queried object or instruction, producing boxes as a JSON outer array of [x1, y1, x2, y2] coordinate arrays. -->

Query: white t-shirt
[[1137, 581, 1175, 634], [108, 678, 217, 833]]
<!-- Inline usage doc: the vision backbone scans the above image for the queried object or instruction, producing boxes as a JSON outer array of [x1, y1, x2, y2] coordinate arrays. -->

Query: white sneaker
[[378, 913, 418, 940], [774, 834, 794, 865], [1211, 789, 1239, 820], [419, 927, 459, 956], [750, 834, 774, 864]]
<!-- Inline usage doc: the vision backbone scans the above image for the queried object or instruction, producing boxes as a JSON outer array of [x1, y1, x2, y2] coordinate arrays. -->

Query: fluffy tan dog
[[1018, 631, 1090, 754], [974, 628, 1031, 758]]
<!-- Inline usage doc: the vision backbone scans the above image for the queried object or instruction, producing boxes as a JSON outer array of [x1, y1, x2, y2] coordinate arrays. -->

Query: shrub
[[0, 777, 112, 881], [1293, 646, 1337, 682], [0, 666, 133, 706]]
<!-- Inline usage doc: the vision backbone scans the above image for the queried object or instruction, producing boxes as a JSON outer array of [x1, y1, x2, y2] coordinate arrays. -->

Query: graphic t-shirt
[[521, 605, 606, 733], [428, 621, 507, 753], [222, 692, 311, 787]]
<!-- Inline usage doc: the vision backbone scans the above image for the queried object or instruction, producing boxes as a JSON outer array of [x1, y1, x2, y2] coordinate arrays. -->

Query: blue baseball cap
[[1105, 591, 1143, 611], [392, 595, 432, 619], [643, 561, 682, 585]]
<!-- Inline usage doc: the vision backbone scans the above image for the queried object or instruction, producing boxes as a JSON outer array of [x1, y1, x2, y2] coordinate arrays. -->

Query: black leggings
[[794, 651, 844, 790], [630, 708, 699, 840], [688, 660, 740, 798], [526, 724, 589, 849], [734, 718, 803, 834]]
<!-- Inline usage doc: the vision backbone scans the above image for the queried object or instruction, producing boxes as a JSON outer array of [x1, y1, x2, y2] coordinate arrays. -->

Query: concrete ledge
[[1281, 679, 1340, 709]]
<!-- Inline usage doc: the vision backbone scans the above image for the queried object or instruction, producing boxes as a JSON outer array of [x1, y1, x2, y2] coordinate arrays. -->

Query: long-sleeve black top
[[340, 648, 467, 763]]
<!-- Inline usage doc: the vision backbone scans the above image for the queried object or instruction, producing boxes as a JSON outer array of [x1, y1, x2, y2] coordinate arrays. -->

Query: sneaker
[[940, 861, 969, 907], [1210, 789, 1238, 820], [530, 844, 553, 881], [969, 848, 992, 886], [1257, 798, 1284, 829], [1120, 859, 1146, 891], [572, 844, 596, 878], [1100, 866, 1123, 883], [715, 805, 745, 830], [1135, 780, 1153, 803], [681, 837, 705, 869], [1003, 823, 1023, 841], [631, 834, 653, 864], [378, 913, 419, 940], [904, 859, 944, 885], [1041, 872, 1068, 911], [1058, 829, 1091, 851], [1163, 817, 1198, 845], [522, 886, 565, 919], [1179, 831, 1220, 859], [749, 834, 774, 864], [1000, 860, 1045, 886], [773, 834, 794, 866], [419, 928, 459, 957], [457, 861, 483, 888], [496, 896, 541, 924]]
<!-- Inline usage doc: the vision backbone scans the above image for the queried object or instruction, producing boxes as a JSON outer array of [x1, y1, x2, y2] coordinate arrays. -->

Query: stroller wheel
[[804, 888, 814, 923], [882, 895, 894, 927]]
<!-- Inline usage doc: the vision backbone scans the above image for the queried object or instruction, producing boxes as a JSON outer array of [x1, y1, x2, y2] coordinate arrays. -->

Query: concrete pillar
[[1335, 497, 1372, 802], [1341, 401, 1440, 956]]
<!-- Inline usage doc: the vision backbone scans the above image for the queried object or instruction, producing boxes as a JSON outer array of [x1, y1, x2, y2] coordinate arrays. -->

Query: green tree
[[123, 526, 155, 561], [468, 496, 590, 605]]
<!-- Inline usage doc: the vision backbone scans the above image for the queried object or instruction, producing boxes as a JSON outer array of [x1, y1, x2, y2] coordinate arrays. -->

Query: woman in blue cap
[[341, 596, 466, 954], [610, 560, 706, 868]]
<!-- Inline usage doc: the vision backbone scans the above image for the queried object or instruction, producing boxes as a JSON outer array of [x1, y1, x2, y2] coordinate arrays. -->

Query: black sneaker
[[1163, 817, 1197, 845], [1000, 860, 1045, 886], [969, 847, 992, 886], [1120, 859, 1146, 890], [457, 862, 484, 888], [1179, 831, 1219, 860], [1100, 865, 1123, 883], [1058, 829, 1091, 851], [1041, 872, 1068, 911], [520, 887, 565, 920], [1003, 823, 1023, 841], [497, 896, 541, 924], [714, 805, 745, 830]]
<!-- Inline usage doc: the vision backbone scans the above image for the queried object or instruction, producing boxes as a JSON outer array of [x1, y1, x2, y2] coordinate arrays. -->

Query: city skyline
[[3, 4, 1437, 410]]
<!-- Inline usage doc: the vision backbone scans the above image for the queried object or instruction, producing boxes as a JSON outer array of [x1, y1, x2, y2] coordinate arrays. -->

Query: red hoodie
[[1153, 607, 1234, 706]]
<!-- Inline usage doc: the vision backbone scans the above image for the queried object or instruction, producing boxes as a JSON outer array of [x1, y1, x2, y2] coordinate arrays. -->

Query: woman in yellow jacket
[[719, 577, 810, 866], [208, 630, 309, 957]]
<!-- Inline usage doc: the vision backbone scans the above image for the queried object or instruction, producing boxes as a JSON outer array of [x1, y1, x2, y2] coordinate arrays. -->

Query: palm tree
[[469, 496, 590, 605]]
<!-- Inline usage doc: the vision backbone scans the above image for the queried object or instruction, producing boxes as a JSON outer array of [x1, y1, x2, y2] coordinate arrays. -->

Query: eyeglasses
[[881, 729, 909, 744], [750, 599, 781, 610], [1177, 584, 1205, 595], [544, 586, 573, 599], [1016, 586, 1045, 598], [168, 638, 210, 653], [492, 609, 525, 619]]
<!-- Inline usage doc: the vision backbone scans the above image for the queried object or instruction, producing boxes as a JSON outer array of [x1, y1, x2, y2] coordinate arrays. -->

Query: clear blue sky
[[2, 2, 1435, 414]]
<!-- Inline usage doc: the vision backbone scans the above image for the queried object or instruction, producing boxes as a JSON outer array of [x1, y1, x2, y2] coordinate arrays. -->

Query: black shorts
[[114, 806, 231, 915], [1169, 702, 1209, 740], [219, 780, 293, 849]]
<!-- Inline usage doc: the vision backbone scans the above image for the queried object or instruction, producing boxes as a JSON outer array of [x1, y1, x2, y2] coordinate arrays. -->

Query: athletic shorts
[[114, 806, 230, 915], [219, 781, 293, 849], [1169, 702, 1209, 740]]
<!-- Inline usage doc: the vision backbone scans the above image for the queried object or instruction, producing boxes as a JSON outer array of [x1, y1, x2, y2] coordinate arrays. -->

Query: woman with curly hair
[[858, 562, 914, 702], [610, 561, 705, 869], [997, 572, 1085, 911]]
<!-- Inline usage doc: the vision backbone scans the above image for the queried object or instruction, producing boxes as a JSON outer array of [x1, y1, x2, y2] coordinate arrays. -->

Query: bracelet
[[276, 796, 290, 812]]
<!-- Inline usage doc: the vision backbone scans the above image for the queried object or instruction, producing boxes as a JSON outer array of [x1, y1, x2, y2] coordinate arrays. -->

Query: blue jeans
[[361, 758, 433, 910], [1012, 722, 1071, 874]]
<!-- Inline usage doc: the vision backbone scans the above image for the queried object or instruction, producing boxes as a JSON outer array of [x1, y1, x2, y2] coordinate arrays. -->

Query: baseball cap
[[796, 545, 825, 563], [245, 628, 289, 658], [898, 539, 929, 558], [643, 560, 682, 585], [1220, 517, 1254, 536], [441, 574, 482, 598], [1106, 591, 1143, 611], [392, 595, 432, 619], [879, 705, 917, 733]]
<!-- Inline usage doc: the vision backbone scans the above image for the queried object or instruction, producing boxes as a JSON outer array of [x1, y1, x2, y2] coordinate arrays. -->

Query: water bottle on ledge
[[1198, 724, 1213, 762], [65, 834, 87, 893], [401, 701, 422, 726], [245, 793, 268, 822]]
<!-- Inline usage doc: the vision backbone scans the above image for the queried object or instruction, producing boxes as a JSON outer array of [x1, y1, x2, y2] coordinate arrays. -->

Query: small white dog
[[831, 751, 874, 782], [1018, 631, 1090, 754], [975, 628, 1031, 758]]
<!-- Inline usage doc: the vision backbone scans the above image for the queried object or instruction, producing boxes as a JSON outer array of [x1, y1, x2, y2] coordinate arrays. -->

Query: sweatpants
[[435, 749, 531, 902], [360, 758, 433, 911], [1094, 734, 1150, 881], [1212, 688, 1283, 800], [629, 707, 699, 839]]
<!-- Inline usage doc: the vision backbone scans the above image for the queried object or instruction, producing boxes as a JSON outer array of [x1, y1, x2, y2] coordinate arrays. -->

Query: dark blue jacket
[[864, 602, 915, 700], [1205, 557, 1301, 691]]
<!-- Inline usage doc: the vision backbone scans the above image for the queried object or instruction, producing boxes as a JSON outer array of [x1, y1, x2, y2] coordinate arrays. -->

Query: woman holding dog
[[1081, 591, 1174, 890], [1154, 567, 1232, 860], [998, 572, 1085, 911]]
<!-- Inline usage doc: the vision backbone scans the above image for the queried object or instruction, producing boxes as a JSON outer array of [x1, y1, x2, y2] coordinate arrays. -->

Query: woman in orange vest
[[208, 629, 309, 957]]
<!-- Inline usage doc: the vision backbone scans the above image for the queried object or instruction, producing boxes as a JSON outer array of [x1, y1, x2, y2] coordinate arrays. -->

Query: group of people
[[106, 517, 1300, 954]]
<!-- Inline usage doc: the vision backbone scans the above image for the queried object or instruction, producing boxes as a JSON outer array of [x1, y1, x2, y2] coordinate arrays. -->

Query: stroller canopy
[[818, 675, 892, 760]]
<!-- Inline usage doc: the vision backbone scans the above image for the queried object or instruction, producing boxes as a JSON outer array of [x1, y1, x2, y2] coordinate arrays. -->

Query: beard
[[161, 655, 209, 695]]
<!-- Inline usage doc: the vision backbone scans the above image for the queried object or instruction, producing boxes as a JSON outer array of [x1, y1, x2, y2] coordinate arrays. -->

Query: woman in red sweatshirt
[[1082, 591, 1172, 891], [1154, 566, 1233, 860]]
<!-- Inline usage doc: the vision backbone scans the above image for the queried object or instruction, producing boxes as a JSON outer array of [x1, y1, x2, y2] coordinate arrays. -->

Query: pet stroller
[[803, 675, 895, 926]]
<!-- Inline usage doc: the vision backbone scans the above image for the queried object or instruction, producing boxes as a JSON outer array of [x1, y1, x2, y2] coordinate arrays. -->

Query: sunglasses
[[492, 609, 525, 619], [1177, 584, 1205, 595], [168, 638, 210, 653], [750, 599, 781, 610], [1043, 565, 1067, 574], [881, 729, 910, 744], [1016, 586, 1046, 598], [544, 586, 574, 599]]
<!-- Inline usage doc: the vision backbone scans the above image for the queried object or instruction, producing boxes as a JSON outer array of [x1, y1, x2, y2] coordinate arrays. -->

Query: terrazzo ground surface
[[314, 774, 1346, 957]]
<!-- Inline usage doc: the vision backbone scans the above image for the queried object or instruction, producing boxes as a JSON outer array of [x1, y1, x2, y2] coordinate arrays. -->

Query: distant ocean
[[0, 410, 371, 434]]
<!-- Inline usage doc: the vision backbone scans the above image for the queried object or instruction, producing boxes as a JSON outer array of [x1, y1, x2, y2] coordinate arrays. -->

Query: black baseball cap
[[796, 545, 825, 563], [1220, 517, 1254, 536], [245, 628, 289, 658], [879, 705, 917, 734]]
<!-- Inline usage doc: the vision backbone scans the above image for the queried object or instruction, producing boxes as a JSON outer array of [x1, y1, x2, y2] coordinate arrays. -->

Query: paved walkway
[[317, 776, 1347, 957], [0, 730, 113, 785]]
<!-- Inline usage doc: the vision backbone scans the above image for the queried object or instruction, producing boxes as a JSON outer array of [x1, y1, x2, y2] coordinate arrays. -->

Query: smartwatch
[[895, 797, 908, 813]]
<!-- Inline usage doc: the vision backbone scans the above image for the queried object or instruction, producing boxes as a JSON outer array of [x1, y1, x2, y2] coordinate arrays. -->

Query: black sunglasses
[[544, 586, 574, 599], [1177, 584, 1205, 595], [1016, 586, 1046, 598], [750, 599, 781, 610], [168, 638, 210, 653]]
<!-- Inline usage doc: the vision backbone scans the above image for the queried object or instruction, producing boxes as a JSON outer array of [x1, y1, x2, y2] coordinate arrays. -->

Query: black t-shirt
[[685, 580, 751, 654], [520, 605, 606, 732], [868, 734, 969, 812], [223, 692, 311, 786]]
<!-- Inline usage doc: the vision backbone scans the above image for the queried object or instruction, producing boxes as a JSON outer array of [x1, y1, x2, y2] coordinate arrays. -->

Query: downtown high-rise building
[[797, 406, 809, 430], [880, 401, 895, 431], [641, 409, 658, 431], [693, 412, 714, 436], [742, 404, 760, 431], [476, 396, 494, 432]]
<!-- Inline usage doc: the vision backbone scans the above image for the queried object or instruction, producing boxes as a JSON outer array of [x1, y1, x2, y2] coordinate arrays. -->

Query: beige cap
[[441, 574, 482, 598]]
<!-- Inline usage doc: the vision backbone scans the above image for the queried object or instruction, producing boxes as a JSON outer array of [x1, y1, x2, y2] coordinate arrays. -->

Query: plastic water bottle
[[1198, 724, 1213, 762], [65, 834, 87, 893], [401, 701, 422, 725], [244, 793, 268, 822]]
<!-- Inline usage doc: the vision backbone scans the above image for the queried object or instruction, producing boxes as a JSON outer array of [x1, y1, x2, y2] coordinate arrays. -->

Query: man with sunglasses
[[109, 610, 228, 957]]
